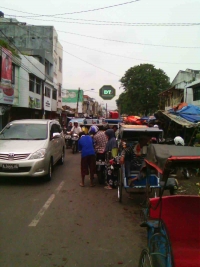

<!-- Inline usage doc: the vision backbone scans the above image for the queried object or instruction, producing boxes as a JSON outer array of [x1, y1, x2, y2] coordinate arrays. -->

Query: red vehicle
[[109, 111, 119, 119]]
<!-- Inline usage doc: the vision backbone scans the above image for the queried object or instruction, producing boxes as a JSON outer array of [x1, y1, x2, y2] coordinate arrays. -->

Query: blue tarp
[[169, 104, 200, 123], [140, 116, 156, 121], [175, 105, 200, 115], [179, 114, 200, 123]]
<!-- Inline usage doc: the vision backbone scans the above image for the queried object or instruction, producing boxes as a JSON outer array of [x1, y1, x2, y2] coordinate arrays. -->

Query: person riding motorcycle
[[70, 121, 82, 153], [70, 121, 82, 135], [66, 122, 73, 132]]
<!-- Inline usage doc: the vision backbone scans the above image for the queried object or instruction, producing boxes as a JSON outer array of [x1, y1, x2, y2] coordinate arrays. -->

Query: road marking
[[29, 181, 65, 227], [29, 194, 55, 227], [55, 180, 65, 194]]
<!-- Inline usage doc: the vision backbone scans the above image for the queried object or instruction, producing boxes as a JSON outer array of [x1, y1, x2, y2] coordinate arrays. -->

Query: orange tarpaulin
[[124, 116, 143, 125], [173, 102, 188, 111]]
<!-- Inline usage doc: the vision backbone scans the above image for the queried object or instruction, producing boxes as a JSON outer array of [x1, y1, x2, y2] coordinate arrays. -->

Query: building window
[[11, 64, 15, 84], [45, 87, 51, 98], [58, 84, 61, 97], [45, 60, 50, 75], [36, 78, 42, 95], [29, 74, 35, 92], [193, 86, 200, 101], [52, 89, 57, 100], [59, 57, 62, 72]]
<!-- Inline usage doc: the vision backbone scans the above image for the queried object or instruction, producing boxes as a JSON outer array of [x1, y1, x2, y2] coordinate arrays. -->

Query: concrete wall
[[0, 23, 53, 54]]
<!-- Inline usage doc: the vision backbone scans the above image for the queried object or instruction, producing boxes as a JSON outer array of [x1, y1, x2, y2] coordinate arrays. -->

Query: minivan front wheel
[[58, 148, 64, 165], [45, 160, 53, 182]]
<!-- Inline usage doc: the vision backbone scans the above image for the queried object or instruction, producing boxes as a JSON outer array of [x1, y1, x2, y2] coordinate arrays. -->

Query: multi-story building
[[158, 69, 200, 110], [0, 44, 52, 130], [0, 14, 63, 119]]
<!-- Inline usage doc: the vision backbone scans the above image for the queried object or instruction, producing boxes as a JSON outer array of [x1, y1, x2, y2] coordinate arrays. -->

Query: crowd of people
[[67, 120, 199, 190], [65, 120, 148, 190]]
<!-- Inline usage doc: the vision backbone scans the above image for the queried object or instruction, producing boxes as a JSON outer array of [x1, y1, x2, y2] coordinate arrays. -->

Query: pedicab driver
[[119, 135, 150, 186]]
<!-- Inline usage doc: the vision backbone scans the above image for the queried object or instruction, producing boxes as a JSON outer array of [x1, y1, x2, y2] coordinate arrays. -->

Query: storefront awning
[[155, 110, 200, 128]]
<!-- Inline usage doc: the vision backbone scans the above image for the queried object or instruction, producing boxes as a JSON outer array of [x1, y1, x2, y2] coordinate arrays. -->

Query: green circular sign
[[99, 85, 116, 100]]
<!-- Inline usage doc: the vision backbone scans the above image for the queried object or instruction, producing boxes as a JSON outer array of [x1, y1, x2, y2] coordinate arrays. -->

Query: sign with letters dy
[[99, 85, 116, 100]]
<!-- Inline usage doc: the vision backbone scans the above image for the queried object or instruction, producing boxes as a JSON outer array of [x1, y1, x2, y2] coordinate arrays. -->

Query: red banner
[[0, 48, 14, 104], [1, 48, 12, 82]]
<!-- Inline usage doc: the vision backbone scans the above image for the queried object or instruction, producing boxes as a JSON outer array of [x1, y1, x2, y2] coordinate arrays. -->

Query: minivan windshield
[[0, 123, 47, 140]]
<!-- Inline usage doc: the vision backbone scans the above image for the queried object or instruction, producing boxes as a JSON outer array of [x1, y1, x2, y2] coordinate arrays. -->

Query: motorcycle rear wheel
[[97, 170, 105, 184], [66, 141, 69, 149]]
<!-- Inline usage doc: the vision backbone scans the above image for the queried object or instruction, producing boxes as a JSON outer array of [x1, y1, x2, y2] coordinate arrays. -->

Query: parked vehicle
[[71, 133, 79, 154], [96, 152, 106, 184], [109, 111, 119, 119], [138, 144, 200, 267], [0, 119, 65, 181], [117, 125, 165, 202]]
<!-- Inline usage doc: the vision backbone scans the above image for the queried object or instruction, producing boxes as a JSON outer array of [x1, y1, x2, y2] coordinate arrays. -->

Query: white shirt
[[71, 126, 82, 135]]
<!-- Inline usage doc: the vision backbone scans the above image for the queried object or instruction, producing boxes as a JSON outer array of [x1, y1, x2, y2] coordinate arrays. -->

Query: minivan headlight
[[29, 149, 46, 159]]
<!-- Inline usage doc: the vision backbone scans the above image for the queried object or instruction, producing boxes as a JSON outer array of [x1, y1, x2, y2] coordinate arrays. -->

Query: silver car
[[0, 119, 65, 181]]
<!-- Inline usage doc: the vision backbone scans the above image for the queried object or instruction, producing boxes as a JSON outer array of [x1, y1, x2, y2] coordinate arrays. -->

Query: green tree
[[116, 92, 133, 115], [117, 64, 170, 115]]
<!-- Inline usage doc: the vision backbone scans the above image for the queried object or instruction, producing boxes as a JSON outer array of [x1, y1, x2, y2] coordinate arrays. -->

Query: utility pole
[[76, 87, 80, 117]]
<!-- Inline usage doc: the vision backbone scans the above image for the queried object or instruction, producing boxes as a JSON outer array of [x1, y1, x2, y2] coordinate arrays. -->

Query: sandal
[[79, 183, 84, 187]]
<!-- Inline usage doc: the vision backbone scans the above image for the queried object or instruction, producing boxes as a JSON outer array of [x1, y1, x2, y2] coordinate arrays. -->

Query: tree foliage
[[116, 64, 170, 115]]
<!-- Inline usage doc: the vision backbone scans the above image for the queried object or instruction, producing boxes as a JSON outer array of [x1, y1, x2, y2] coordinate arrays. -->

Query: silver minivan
[[0, 119, 65, 181]]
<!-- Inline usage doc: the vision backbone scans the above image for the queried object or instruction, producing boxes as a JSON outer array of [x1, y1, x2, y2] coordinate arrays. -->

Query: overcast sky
[[1, 0, 200, 110]]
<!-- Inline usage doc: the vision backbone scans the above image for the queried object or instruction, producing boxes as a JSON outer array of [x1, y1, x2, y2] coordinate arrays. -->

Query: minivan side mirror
[[52, 132, 60, 139]]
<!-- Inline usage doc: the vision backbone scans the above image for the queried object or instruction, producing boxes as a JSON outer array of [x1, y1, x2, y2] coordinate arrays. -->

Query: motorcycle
[[106, 155, 121, 188], [65, 131, 72, 149], [96, 153, 106, 184], [71, 133, 79, 154]]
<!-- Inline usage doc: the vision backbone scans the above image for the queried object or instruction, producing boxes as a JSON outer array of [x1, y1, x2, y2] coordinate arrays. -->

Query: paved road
[[0, 151, 146, 267]]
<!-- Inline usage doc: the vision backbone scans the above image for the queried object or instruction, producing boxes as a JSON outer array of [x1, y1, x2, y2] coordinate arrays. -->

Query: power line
[[1, 46, 31, 73], [0, 30, 48, 79], [57, 30, 200, 49], [59, 40, 199, 65], [13, 24, 199, 64], [5, 25, 199, 71], [13, 24, 122, 77], [0, 46, 45, 86], [4, 14, 200, 27], [61, 50, 121, 77], [1, 25, 121, 78], [0, 1, 140, 17]]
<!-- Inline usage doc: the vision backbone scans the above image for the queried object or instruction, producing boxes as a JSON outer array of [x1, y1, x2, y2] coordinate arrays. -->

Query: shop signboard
[[0, 48, 14, 104], [62, 89, 83, 112], [99, 85, 116, 100], [44, 96, 51, 111], [29, 97, 41, 109]]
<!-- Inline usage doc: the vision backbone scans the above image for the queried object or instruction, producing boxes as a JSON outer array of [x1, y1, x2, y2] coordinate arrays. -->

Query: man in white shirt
[[70, 121, 82, 135]]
